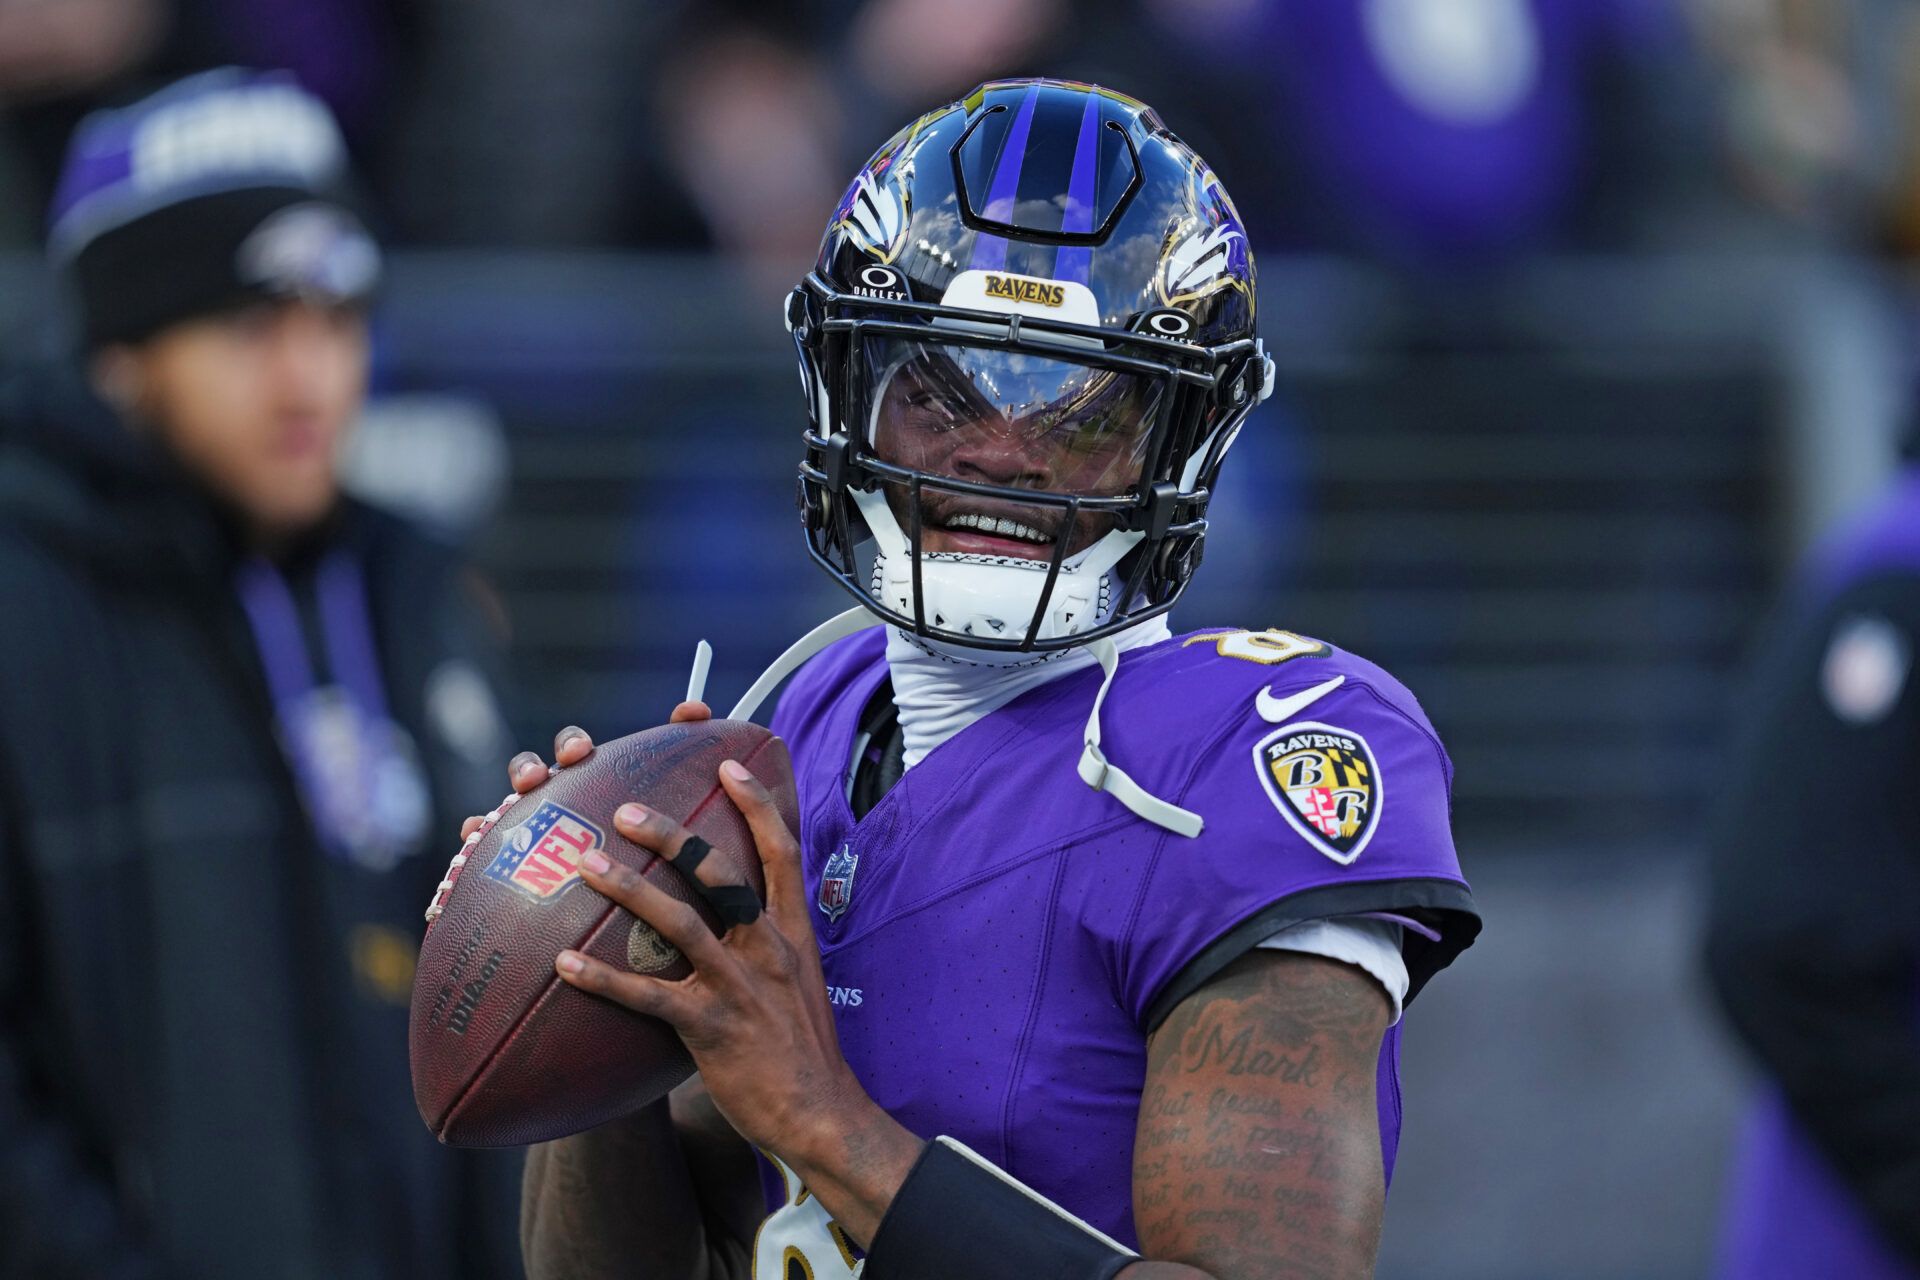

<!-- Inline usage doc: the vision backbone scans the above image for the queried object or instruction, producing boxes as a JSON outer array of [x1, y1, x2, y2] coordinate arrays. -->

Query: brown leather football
[[409, 718, 793, 1147]]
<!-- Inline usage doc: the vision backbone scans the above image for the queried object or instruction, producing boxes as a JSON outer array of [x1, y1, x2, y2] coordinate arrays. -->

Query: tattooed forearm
[[777, 1087, 926, 1249], [1131, 950, 1391, 1280]]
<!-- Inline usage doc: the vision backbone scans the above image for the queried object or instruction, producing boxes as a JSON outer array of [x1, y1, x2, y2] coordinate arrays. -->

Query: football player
[[502, 80, 1480, 1279]]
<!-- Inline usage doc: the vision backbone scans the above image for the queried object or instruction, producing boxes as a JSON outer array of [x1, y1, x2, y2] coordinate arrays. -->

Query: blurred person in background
[[0, 0, 420, 243], [1704, 447, 1920, 1277], [641, 0, 1078, 294], [525, 0, 1690, 280], [1693, 0, 1920, 257], [1695, 0, 1868, 229], [0, 69, 520, 1279], [390, 0, 704, 249], [1118, 0, 1690, 270]]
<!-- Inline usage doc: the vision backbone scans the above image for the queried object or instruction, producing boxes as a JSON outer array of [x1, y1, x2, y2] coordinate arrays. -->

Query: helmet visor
[[862, 336, 1165, 500]]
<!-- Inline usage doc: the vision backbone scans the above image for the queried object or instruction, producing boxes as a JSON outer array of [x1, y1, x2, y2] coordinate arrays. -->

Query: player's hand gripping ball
[[408, 714, 796, 1146]]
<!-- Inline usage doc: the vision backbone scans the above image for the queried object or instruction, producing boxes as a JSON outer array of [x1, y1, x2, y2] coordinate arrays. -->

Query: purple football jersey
[[751, 625, 1479, 1270]]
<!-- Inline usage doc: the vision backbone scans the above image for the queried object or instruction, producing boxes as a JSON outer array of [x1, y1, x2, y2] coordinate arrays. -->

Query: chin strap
[[1076, 635, 1203, 838], [719, 607, 1202, 838], [726, 605, 880, 722]]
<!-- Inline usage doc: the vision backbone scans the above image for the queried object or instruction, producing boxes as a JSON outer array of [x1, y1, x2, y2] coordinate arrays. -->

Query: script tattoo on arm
[[1126, 949, 1392, 1280]]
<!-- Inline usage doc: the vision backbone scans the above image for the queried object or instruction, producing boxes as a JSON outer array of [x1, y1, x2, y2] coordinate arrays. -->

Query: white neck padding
[[885, 614, 1168, 769]]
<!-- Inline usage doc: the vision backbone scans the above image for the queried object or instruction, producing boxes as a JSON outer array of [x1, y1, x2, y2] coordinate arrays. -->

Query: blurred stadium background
[[3, 1, 1916, 1276]]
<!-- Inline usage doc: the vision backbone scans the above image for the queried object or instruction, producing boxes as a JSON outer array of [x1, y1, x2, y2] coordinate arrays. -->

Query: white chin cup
[[852, 487, 1141, 647]]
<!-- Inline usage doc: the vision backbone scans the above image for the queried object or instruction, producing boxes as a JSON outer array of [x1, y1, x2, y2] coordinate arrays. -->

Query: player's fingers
[[717, 759, 806, 922], [669, 701, 712, 724], [576, 843, 734, 974], [459, 813, 486, 841], [554, 950, 695, 1025], [612, 803, 764, 931], [508, 750, 549, 794], [552, 725, 595, 766]]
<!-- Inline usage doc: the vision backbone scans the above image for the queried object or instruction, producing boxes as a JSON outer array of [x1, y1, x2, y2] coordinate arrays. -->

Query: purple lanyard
[[236, 550, 397, 860], [236, 550, 391, 727]]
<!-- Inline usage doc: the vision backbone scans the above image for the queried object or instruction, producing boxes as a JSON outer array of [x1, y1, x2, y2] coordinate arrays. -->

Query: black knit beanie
[[48, 68, 380, 349]]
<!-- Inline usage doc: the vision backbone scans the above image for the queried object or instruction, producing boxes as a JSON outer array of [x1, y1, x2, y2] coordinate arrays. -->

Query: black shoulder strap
[[849, 678, 906, 820]]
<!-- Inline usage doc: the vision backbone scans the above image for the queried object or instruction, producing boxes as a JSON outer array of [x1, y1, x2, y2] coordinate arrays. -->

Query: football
[[409, 717, 795, 1147]]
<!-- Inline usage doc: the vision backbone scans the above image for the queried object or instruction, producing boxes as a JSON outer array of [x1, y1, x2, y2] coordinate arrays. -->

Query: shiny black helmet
[[791, 78, 1273, 653]]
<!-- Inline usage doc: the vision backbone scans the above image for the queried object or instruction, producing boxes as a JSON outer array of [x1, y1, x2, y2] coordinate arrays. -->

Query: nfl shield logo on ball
[[485, 802, 604, 902], [817, 843, 859, 922]]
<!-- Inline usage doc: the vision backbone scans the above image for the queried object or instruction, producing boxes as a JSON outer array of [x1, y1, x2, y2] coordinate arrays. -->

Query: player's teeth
[[946, 513, 1044, 541], [944, 513, 1046, 542]]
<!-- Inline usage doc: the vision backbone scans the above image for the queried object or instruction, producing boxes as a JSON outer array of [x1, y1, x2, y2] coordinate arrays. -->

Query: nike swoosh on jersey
[[1255, 674, 1347, 724]]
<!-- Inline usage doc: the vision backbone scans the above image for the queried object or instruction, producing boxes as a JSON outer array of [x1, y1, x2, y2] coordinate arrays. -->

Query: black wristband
[[864, 1137, 1135, 1280]]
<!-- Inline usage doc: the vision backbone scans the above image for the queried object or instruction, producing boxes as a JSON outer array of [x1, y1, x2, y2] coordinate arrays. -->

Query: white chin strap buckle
[[1076, 636, 1203, 838]]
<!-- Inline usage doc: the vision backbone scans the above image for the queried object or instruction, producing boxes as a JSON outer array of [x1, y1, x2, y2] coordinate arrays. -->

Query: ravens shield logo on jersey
[[1254, 720, 1381, 865]]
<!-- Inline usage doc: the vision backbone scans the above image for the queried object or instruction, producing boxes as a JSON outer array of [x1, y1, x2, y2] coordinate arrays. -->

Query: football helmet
[[791, 78, 1273, 654]]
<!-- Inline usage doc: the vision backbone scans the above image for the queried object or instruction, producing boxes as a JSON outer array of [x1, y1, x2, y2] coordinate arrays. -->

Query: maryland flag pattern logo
[[1253, 720, 1381, 865]]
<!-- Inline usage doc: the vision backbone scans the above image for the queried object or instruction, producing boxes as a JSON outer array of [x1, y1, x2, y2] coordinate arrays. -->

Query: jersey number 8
[[756, 1154, 862, 1279]]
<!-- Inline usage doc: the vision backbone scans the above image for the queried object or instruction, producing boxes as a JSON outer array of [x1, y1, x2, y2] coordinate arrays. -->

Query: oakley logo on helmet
[[1141, 310, 1194, 338], [854, 264, 908, 300]]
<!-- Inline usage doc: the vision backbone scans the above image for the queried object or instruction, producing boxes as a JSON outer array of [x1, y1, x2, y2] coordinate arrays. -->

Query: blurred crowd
[[4, 0, 1920, 276]]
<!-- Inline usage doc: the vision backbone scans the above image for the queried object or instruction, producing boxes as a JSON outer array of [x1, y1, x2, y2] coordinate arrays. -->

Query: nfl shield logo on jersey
[[1253, 720, 1382, 866], [485, 802, 604, 902], [817, 843, 859, 922]]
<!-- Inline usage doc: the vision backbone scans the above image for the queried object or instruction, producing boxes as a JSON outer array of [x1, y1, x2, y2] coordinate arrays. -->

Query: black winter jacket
[[0, 365, 524, 1280]]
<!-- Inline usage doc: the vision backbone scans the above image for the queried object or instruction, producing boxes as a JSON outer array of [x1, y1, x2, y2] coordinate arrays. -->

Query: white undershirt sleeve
[[1256, 917, 1409, 1025]]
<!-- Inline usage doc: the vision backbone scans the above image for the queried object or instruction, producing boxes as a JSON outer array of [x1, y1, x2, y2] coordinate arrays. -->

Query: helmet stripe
[[968, 83, 1041, 271], [1052, 92, 1104, 286]]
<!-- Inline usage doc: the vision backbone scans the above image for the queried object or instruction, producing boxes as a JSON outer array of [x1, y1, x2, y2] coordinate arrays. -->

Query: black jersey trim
[[1141, 878, 1482, 1035], [848, 676, 906, 820]]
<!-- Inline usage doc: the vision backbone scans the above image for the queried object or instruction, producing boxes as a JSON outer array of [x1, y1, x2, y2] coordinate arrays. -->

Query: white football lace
[[423, 790, 523, 924]]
